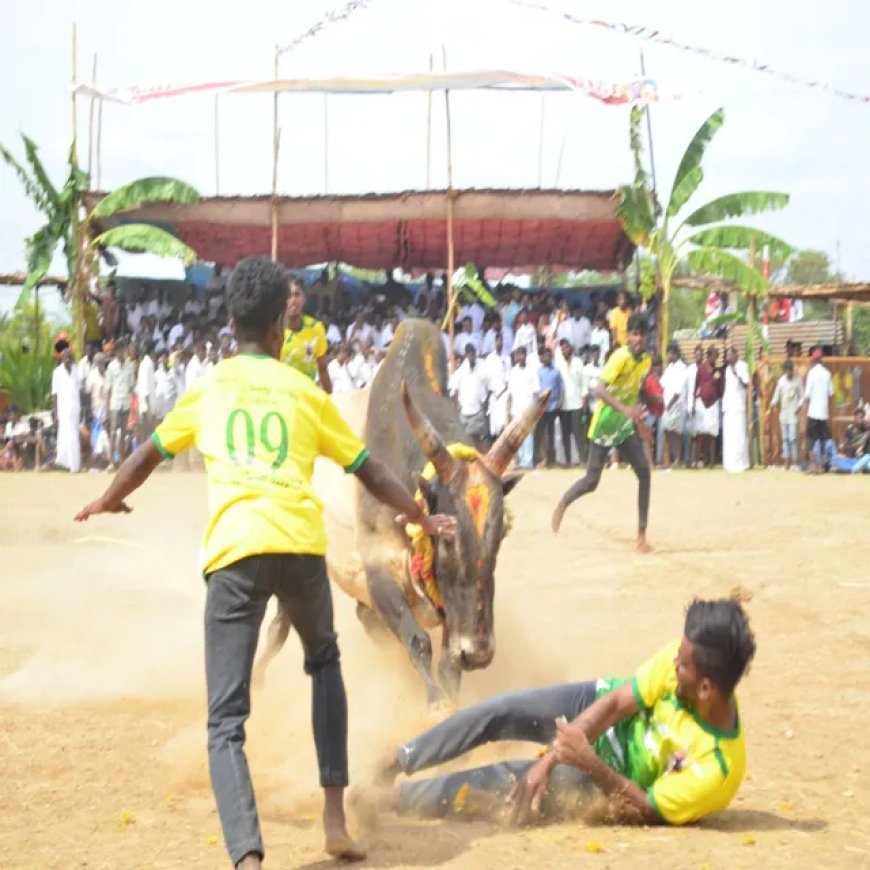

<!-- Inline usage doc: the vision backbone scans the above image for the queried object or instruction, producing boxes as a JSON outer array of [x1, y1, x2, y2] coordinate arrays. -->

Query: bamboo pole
[[747, 237, 758, 467], [214, 95, 221, 195], [96, 98, 103, 189], [70, 22, 85, 358], [846, 301, 855, 349], [443, 45, 456, 374], [323, 94, 329, 193], [426, 53, 433, 187], [71, 24, 78, 164], [86, 54, 97, 176], [270, 46, 280, 262], [537, 95, 545, 187]]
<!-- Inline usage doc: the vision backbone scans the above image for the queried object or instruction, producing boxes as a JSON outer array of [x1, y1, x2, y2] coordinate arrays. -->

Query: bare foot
[[324, 788, 367, 861], [551, 500, 567, 534], [636, 533, 652, 554], [236, 853, 262, 870]]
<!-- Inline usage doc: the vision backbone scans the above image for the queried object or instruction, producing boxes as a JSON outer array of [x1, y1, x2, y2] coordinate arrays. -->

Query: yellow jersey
[[281, 315, 328, 380], [594, 641, 745, 825], [608, 306, 630, 347], [152, 354, 368, 574]]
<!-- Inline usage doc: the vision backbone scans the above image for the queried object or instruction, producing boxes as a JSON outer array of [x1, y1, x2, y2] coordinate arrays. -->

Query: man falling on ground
[[376, 598, 755, 828], [74, 257, 456, 870], [551, 312, 653, 552]]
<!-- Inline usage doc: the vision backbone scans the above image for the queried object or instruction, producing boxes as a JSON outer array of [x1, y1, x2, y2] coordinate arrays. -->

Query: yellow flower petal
[[742, 835, 757, 846], [205, 836, 219, 846], [584, 841, 606, 853], [453, 783, 470, 811]]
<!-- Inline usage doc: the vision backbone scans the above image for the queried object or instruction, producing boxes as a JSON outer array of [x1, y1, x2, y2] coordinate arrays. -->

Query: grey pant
[[397, 681, 597, 817], [205, 554, 348, 865]]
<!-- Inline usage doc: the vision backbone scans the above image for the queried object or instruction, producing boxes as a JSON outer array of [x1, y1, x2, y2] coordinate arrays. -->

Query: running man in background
[[74, 257, 456, 870], [281, 276, 333, 393], [552, 313, 653, 553], [377, 598, 755, 828]]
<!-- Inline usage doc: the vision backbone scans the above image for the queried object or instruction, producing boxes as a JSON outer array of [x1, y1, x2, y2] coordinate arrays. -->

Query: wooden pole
[[86, 54, 97, 176], [214, 95, 221, 195], [96, 98, 103, 189], [747, 237, 758, 467], [71, 23, 78, 164], [443, 45, 456, 374], [70, 22, 85, 358], [846, 301, 855, 349], [271, 46, 280, 262], [323, 94, 329, 193], [426, 53, 433, 187]]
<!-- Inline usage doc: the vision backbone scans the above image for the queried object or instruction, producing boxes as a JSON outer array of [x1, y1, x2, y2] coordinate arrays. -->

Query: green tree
[[616, 107, 792, 359], [1, 134, 200, 354], [785, 249, 840, 285]]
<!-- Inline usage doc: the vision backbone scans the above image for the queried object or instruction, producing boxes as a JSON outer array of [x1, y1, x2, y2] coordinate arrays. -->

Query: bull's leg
[[366, 567, 443, 706], [251, 601, 291, 688], [355, 602, 389, 641], [438, 628, 462, 702]]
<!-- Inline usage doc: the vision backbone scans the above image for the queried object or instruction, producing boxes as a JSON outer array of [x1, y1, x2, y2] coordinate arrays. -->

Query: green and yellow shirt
[[594, 641, 745, 825], [280, 315, 328, 380], [587, 345, 651, 447]]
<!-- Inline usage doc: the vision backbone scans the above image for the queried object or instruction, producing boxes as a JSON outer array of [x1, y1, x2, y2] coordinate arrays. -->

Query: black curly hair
[[227, 256, 289, 341], [627, 312, 649, 335]]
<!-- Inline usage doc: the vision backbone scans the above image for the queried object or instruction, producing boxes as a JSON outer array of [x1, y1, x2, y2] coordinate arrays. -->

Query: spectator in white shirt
[[328, 346, 356, 393], [484, 333, 511, 438], [376, 314, 400, 351], [154, 352, 178, 421], [660, 342, 689, 469], [481, 313, 500, 357], [459, 300, 485, 335], [453, 318, 482, 356], [512, 310, 538, 357], [506, 346, 538, 469], [571, 305, 593, 353], [167, 315, 187, 350], [449, 346, 490, 449], [136, 343, 158, 438], [346, 311, 374, 346], [803, 348, 833, 471], [590, 314, 611, 366], [51, 350, 82, 473], [184, 342, 209, 391], [322, 314, 343, 348], [348, 339, 377, 389], [77, 343, 97, 390], [583, 345, 602, 412], [556, 338, 588, 466], [721, 347, 751, 473], [769, 358, 805, 470]]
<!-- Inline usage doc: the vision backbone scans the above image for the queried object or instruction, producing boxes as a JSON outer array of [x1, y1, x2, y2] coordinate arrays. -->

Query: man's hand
[[395, 512, 457, 540], [74, 496, 133, 522], [626, 404, 645, 424], [508, 754, 554, 826], [553, 717, 597, 770]]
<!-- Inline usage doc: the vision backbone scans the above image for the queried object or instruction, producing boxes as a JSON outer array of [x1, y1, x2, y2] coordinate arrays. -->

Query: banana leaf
[[22, 135, 60, 206], [684, 247, 767, 294], [0, 141, 51, 214], [616, 184, 656, 246], [91, 224, 198, 264], [686, 225, 793, 261], [683, 191, 790, 227], [666, 108, 724, 217], [90, 177, 200, 219]]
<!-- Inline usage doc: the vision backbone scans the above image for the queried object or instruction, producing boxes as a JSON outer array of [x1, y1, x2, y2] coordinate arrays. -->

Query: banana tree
[[1, 133, 200, 353], [616, 107, 792, 360]]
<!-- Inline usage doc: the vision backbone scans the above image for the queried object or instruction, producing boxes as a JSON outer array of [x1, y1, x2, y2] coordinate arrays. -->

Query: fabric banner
[[71, 71, 667, 106]]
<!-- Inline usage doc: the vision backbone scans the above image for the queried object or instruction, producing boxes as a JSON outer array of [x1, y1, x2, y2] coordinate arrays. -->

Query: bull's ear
[[415, 473, 439, 515], [500, 471, 525, 497]]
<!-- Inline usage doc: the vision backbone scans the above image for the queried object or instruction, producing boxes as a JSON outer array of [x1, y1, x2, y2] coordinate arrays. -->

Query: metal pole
[[214, 94, 221, 195], [443, 45, 456, 374], [271, 46, 280, 262], [638, 49, 657, 192]]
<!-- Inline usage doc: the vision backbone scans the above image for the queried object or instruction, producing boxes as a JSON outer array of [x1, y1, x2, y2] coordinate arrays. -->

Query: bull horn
[[481, 389, 550, 478], [401, 380, 459, 484]]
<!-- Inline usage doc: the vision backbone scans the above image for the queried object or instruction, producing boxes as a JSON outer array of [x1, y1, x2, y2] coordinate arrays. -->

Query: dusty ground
[[1, 467, 868, 869]]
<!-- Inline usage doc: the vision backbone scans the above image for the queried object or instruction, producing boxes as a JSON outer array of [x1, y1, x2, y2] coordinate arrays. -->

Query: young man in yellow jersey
[[552, 312, 653, 552], [74, 257, 456, 870], [377, 598, 755, 828], [281, 277, 333, 393]]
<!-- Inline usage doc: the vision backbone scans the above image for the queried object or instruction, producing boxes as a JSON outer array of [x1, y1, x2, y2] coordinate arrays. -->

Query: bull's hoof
[[427, 698, 458, 721]]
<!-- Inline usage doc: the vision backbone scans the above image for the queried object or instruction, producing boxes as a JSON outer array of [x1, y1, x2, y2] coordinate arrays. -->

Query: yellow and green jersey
[[281, 315, 328, 380], [588, 345, 651, 447], [594, 641, 745, 825], [152, 354, 368, 575]]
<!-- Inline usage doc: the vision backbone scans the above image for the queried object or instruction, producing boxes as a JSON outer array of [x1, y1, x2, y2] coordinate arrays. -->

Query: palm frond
[[22, 135, 59, 206], [0, 141, 51, 213], [90, 177, 200, 219], [18, 225, 60, 308], [91, 224, 198, 264], [684, 247, 767, 295], [683, 191, 790, 227], [666, 108, 724, 217], [616, 184, 656, 247], [686, 225, 793, 261]]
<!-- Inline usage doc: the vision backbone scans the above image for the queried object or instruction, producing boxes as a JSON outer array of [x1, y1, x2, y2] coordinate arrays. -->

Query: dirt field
[[1, 468, 868, 869]]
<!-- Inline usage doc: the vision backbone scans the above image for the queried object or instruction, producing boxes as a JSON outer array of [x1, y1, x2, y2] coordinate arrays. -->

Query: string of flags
[[278, 0, 373, 57], [507, 0, 870, 105]]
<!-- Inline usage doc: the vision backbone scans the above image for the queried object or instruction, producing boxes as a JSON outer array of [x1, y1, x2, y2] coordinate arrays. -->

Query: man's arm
[[317, 355, 333, 394], [354, 456, 456, 539], [74, 438, 164, 520], [593, 381, 645, 424]]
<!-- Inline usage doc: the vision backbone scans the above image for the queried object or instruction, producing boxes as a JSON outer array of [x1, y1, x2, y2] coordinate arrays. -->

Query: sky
[[2, 0, 870, 289]]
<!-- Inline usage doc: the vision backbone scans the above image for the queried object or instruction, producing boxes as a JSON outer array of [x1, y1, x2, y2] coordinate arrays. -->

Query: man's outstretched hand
[[395, 512, 458, 540], [507, 754, 553, 826], [74, 497, 133, 522]]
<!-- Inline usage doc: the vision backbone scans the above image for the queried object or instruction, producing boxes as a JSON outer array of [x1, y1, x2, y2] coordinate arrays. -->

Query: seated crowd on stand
[[2, 267, 867, 474]]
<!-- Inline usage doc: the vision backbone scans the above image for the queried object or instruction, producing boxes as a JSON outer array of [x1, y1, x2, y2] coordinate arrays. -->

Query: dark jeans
[[559, 432, 651, 530], [205, 554, 347, 865], [534, 410, 559, 465], [558, 408, 587, 465], [396, 681, 597, 817]]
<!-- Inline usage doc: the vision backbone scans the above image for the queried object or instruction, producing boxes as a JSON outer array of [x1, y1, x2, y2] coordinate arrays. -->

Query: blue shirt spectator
[[537, 355, 563, 412]]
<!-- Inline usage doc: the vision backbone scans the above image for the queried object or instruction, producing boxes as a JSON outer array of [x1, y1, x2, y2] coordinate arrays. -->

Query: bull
[[255, 319, 548, 704]]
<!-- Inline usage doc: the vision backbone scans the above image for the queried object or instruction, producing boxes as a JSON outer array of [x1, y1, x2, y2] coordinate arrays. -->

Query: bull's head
[[401, 382, 549, 672]]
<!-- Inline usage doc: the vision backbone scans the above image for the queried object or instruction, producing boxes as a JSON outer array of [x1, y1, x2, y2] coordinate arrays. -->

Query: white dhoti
[[691, 398, 720, 437], [56, 417, 81, 472], [663, 400, 686, 434], [722, 410, 749, 473], [488, 391, 508, 437]]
